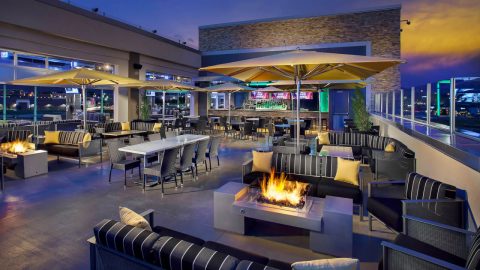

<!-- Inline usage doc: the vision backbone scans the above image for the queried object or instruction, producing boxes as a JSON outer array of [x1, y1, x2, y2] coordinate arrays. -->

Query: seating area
[[1, 2, 479, 270]]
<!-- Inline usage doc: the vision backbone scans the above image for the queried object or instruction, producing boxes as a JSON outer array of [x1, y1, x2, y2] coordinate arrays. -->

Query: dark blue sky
[[64, 0, 480, 87]]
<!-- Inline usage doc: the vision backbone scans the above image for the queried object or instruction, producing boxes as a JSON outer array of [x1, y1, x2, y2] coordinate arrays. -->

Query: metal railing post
[[411, 86, 415, 122], [450, 78, 456, 136]]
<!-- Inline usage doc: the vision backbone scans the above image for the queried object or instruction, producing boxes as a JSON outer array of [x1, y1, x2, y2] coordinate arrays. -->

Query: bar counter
[[208, 109, 328, 121]]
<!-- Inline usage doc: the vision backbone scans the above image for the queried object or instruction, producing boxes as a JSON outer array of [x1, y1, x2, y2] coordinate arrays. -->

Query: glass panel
[[17, 54, 46, 68], [455, 77, 480, 138], [394, 91, 401, 118], [431, 80, 450, 128], [414, 85, 427, 122], [0, 50, 14, 64], [37, 86, 66, 121], [403, 88, 412, 119], [387, 92, 393, 118], [5, 84, 34, 122], [48, 57, 73, 71]]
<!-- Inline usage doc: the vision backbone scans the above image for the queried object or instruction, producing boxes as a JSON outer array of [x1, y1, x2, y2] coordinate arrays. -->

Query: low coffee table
[[214, 182, 353, 257], [318, 145, 354, 159]]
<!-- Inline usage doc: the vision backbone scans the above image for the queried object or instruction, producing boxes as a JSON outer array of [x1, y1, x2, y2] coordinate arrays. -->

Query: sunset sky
[[68, 0, 480, 87]]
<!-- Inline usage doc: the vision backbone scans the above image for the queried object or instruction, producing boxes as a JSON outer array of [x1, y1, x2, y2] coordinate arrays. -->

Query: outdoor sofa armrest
[[381, 241, 465, 270], [375, 157, 414, 181], [402, 199, 465, 227], [242, 158, 253, 177], [140, 209, 155, 227], [79, 139, 102, 158], [368, 180, 405, 199], [402, 214, 473, 259]]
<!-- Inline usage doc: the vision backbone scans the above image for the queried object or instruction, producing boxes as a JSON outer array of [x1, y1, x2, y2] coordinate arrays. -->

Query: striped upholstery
[[94, 219, 160, 263], [328, 132, 369, 147], [319, 156, 338, 178], [405, 173, 456, 200], [58, 131, 87, 145], [235, 260, 279, 270], [367, 135, 391, 150], [466, 227, 480, 269], [271, 153, 288, 173], [153, 236, 239, 270], [6, 130, 32, 142], [131, 121, 155, 132], [104, 122, 122, 132], [284, 154, 321, 176]]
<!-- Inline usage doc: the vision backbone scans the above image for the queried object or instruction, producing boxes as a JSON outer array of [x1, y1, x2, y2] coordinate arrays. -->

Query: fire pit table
[[1, 150, 48, 179], [214, 182, 353, 257]]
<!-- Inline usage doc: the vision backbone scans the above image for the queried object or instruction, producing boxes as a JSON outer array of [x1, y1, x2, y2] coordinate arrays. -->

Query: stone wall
[[199, 7, 401, 92]]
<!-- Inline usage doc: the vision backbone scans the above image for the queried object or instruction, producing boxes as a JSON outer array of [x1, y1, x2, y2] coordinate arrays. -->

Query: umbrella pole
[[296, 77, 301, 148], [162, 91, 166, 125], [82, 85, 87, 132], [228, 92, 231, 124]]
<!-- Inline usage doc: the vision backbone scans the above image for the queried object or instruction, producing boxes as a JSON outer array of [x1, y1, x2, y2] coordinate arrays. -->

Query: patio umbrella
[[120, 79, 197, 124], [200, 49, 403, 146], [270, 80, 367, 131], [199, 82, 254, 123], [8, 68, 142, 131]]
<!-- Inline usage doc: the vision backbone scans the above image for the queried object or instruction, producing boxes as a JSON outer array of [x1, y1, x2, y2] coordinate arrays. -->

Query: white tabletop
[[119, 134, 209, 155], [184, 115, 200, 119], [318, 145, 354, 159], [245, 118, 259, 121]]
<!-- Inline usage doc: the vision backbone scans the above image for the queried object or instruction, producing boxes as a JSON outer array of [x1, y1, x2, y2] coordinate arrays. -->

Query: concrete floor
[[0, 137, 395, 270]]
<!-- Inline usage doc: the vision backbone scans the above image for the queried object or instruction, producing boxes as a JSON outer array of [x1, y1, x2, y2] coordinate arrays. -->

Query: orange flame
[[0, 140, 35, 154], [259, 168, 309, 207]]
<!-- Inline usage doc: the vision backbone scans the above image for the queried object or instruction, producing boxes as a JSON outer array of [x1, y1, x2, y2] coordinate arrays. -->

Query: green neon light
[[321, 89, 329, 112], [247, 81, 271, 86], [436, 80, 450, 116]]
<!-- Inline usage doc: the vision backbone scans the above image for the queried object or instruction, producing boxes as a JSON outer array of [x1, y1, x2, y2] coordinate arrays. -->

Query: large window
[[17, 54, 46, 68], [431, 80, 450, 128], [0, 50, 13, 65], [394, 91, 401, 118], [403, 88, 412, 119]]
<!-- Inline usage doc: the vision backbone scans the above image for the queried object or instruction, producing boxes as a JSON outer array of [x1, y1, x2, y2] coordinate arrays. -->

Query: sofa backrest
[[405, 172, 457, 200], [153, 236, 239, 270], [131, 121, 155, 132], [94, 219, 161, 264], [58, 131, 88, 145], [6, 130, 32, 142], [102, 122, 122, 132], [275, 154, 338, 179]]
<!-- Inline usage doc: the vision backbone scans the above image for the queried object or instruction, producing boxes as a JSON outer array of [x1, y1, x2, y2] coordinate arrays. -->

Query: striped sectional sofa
[[39, 131, 102, 167], [367, 172, 464, 233], [90, 211, 291, 270], [319, 131, 416, 180], [242, 153, 368, 217]]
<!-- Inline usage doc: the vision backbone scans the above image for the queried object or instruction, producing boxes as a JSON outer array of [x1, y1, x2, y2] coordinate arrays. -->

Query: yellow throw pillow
[[252, 151, 273, 173], [119, 206, 152, 231], [121, 122, 131, 131], [44, 131, 60, 144], [334, 158, 361, 186], [152, 123, 162, 132], [82, 133, 92, 148], [317, 132, 330, 145], [385, 142, 395, 152]]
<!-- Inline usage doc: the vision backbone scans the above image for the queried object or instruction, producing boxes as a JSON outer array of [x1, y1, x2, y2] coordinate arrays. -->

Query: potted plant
[[351, 88, 372, 133], [139, 91, 151, 121]]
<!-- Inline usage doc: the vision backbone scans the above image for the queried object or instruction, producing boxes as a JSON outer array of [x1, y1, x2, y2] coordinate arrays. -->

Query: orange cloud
[[401, 0, 480, 58]]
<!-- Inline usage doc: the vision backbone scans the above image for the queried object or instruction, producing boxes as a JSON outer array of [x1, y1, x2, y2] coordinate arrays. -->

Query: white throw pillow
[[119, 206, 152, 231], [291, 258, 358, 270]]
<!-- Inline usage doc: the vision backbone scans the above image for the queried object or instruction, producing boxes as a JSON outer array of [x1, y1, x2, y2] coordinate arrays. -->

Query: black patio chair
[[192, 139, 209, 175], [175, 142, 196, 185], [144, 146, 180, 194], [206, 135, 221, 170], [106, 140, 141, 187]]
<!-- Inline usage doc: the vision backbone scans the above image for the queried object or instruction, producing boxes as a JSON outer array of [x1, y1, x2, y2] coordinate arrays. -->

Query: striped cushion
[[466, 227, 480, 269], [153, 236, 239, 270], [404, 173, 456, 200], [94, 219, 160, 263], [131, 121, 155, 132], [58, 131, 86, 145], [6, 130, 32, 142], [328, 132, 344, 145], [271, 153, 287, 173], [235, 260, 279, 270], [319, 156, 338, 179], [367, 135, 391, 150], [284, 154, 321, 176], [106, 122, 122, 132]]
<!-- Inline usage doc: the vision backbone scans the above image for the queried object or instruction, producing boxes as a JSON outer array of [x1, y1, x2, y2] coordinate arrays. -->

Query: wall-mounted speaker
[[133, 63, 143, 70]]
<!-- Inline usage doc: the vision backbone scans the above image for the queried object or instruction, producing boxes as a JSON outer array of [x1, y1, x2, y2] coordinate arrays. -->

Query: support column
[[411, 87, 415, 122], [34, 86, 37, 122], [450, 78, 456, 136], [3, 84, 6, 121], [197, 92, 209, 117]]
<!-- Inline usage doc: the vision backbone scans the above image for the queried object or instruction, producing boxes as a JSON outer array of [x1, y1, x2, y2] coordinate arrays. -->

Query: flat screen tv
[[65, 88, 79, 94]]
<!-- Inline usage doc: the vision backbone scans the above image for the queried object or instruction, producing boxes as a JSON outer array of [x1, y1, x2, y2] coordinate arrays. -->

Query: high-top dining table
[[119, 134, 210, 190]]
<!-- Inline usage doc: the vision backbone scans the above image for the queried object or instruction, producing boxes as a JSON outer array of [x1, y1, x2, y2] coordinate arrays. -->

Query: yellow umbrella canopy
[[120, 79, 197, 123], [200, 50, 402, 145], [9, 68, 143, 130], [256, 86, 285, 92]]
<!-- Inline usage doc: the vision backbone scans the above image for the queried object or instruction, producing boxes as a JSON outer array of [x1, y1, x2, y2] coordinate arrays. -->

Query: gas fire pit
[[0, 141, 48, 179]]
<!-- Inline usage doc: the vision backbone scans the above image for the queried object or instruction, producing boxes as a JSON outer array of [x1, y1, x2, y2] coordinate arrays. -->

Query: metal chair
[[206, 135, 221, 170], [192, 139, 209, 175], [130, 135, 157, 164], [175, 142, 196, 185], [144, 146, 180, 194], [106, 140, 141, 187]]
